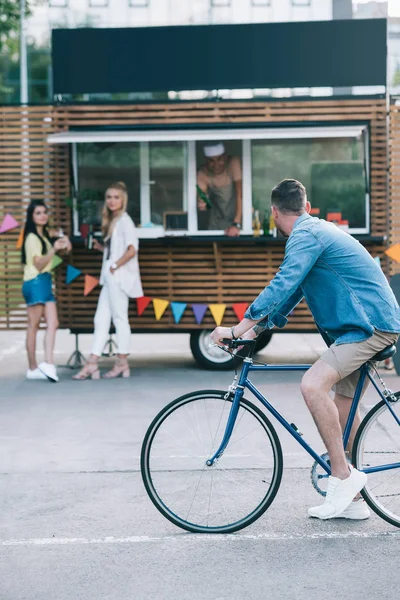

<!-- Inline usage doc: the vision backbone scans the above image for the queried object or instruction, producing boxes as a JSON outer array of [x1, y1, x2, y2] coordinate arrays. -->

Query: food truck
[[0, 18, 395, 369]]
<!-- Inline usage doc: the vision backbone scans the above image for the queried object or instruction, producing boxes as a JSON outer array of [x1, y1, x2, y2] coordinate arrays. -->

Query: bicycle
[[140, 339, 400, 534]]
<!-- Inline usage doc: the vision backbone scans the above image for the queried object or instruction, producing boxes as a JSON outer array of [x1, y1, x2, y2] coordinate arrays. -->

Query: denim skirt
[[22, 272, 55, 306]]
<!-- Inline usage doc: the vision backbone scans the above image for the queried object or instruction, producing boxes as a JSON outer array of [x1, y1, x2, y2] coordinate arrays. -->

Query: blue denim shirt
[[245, 213, 400, 345]]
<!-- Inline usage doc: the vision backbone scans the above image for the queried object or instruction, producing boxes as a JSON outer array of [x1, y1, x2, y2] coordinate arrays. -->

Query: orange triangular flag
[[136, 296, 152, 316], [16, 228, 24, 249], [84, 274, 99, 296], [232, 302, 249, 322], [153, 298, 169, 321], [209, 304, 226, 326], [385, 244, 400, 263]]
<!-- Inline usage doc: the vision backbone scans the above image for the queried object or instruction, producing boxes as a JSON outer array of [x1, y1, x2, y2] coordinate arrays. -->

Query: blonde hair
[[101, 181, 128, 239]]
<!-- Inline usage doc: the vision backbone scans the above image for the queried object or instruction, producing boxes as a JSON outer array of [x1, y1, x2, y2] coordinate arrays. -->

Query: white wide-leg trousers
[[91, 273, 131, 356]]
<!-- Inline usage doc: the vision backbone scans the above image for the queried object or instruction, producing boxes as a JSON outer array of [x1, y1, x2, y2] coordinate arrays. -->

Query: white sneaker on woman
[[26, 368, 48, 380], [308, 466, 367, 519], [38, 362, 59, 382]]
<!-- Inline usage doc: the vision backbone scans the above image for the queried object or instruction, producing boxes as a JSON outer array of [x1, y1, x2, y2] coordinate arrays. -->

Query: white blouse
[[100, 212, 143, 298]]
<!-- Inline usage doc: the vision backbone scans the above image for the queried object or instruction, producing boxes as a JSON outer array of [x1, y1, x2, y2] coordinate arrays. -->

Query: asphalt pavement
[[0, 331, 399, 600]]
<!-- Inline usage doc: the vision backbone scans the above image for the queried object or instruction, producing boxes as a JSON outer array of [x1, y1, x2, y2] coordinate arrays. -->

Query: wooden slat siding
[[54, 241, 387, 333], [0, 106, 70, 329], [0, 98, 389, 331], [390, 103, 400, 275]]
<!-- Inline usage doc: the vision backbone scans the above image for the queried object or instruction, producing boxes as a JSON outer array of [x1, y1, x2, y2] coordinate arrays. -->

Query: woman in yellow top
[[22, 200, 71, 382]]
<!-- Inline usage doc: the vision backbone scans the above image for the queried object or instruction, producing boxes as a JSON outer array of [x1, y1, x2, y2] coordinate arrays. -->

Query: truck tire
[[190, 330, 240, 371], [254, 331, 273, 353]]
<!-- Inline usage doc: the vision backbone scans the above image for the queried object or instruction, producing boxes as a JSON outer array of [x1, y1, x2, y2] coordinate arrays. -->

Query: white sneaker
[[338, 499, 370, 520], [26, 368, 48, 380], [308, 466, 367, 520], [38, 362, 59, 383]]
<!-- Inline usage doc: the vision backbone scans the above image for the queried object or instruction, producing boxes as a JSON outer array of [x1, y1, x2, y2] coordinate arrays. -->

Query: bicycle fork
[[206, 363, 250, 467]]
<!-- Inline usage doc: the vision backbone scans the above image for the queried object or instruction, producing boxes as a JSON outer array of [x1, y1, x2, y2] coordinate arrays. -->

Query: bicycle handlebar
[[221, 338, 256, 349]]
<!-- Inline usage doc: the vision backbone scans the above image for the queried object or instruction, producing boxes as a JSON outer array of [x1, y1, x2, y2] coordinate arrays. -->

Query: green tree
[[0, 1, 32, 97], [0, 1, 31, 54]]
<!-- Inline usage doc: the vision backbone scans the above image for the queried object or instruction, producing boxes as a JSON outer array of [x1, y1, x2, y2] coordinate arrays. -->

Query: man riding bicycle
[[211, 179, 400, 520]]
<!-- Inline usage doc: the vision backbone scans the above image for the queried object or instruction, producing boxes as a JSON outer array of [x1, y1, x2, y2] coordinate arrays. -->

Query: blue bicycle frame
[[206, 358, 400, 476]]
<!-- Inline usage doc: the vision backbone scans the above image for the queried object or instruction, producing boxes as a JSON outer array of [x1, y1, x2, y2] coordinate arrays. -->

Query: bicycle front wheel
[[140, 390, 283, 534], [353, 398, 400, 528]]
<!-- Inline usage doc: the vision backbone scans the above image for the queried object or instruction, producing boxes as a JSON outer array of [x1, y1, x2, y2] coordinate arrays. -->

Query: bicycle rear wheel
[[140, 390, 283, 534], [352, 397, 400, 528]]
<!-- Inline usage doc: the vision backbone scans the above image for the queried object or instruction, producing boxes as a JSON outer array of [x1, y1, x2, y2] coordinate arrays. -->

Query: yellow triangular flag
[[153, 298, 169, 321], [209, 304, 226, 326], [385, 244, 400, 263]]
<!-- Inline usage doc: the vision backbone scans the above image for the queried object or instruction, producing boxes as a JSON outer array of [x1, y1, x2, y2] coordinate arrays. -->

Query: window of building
[[129, 0, 149, 6], [147, 142, 186, 228], [211, 0, 231, 7], [196, 140, 243, 233], [75, 142, 141, 234], [53, 125, 369, 238], [89, 0, 108, 7], [291, 0, 311, 6], [252, 129, 369, 234], [252, 0, 271, 6], [49, 0, 68, 6]]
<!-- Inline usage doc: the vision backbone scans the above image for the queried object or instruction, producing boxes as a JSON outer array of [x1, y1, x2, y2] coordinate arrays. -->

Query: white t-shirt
[[100, 212, 143, 298]]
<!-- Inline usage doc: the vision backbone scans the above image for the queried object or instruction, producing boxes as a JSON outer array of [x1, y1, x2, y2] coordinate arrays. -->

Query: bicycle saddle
[[371, 344, 397, 361]]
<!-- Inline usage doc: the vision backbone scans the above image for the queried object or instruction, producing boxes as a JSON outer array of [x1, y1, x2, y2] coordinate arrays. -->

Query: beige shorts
[[319, 330, 399, 398]]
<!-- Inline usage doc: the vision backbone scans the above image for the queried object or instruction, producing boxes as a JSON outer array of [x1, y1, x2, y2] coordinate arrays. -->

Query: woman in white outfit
[[73, 181, 143, 380]]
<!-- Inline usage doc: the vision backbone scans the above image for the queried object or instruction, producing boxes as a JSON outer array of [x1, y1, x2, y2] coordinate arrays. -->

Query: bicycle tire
[[140, 389, 283, 534], [352, 398, 400, 528]]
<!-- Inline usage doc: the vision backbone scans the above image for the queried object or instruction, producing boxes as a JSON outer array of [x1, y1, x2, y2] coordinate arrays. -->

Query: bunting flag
[[209, 304, 226, 326], [50, 254, 63, 270], [385, 244, 400, 263], [232, 302, 249, 322], [171, 302, 187, 324], [192, 304, 208, 325], [16, 228, 24, 249], [136, 296, 152, 316], [153, 298, 169, 321], [66, 264, 82, 284], [374, 256, 381, 268], [84, 274, 99, 296], [0, 213, 19, 233]]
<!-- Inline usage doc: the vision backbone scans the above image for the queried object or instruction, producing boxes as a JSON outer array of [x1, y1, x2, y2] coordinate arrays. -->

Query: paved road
[[0, 332, 399, 600]]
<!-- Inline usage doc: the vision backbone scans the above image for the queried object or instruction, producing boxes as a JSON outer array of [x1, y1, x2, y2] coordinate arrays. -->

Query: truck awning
[[47, 125, 366, 145]]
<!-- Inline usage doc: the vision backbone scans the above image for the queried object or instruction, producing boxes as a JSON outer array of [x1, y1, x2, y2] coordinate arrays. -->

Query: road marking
[[1, 530, 400, 547]]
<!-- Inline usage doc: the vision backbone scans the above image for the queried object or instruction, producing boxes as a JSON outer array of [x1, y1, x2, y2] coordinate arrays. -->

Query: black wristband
[[231, 326, 238, 340]]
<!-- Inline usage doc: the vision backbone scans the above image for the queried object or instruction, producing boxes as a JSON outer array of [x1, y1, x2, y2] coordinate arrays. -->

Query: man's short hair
[[271, 179, 307, 215]]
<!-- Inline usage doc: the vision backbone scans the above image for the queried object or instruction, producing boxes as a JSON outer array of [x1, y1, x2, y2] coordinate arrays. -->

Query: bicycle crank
[[310, 452, 331, 497], [310, 452, 353, 496]]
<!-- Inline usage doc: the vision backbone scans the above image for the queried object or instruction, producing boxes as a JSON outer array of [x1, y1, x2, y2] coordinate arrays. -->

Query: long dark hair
[[21, 201, 52, 265]]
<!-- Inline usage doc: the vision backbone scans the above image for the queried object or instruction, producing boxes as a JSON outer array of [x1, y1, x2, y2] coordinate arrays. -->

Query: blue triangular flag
[[171, 302, 187, 324], [374, 256, 381, 268], [66, 264, 82, 284]]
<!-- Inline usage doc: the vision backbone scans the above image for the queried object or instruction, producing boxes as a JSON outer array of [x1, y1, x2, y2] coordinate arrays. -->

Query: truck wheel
[[254, 331, 273, 353], [190, 330, 240, 371]]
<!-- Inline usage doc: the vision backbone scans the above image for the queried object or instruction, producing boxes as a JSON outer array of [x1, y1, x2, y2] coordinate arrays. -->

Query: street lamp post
[[20, 0, 28, 104]]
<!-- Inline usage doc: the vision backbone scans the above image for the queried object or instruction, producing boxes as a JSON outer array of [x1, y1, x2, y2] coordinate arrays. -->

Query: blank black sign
[[52, 19, 387, 95]]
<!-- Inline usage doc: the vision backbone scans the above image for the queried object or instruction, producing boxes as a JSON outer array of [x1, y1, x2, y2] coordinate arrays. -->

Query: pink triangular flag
[[0, 214, 19, 233]]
